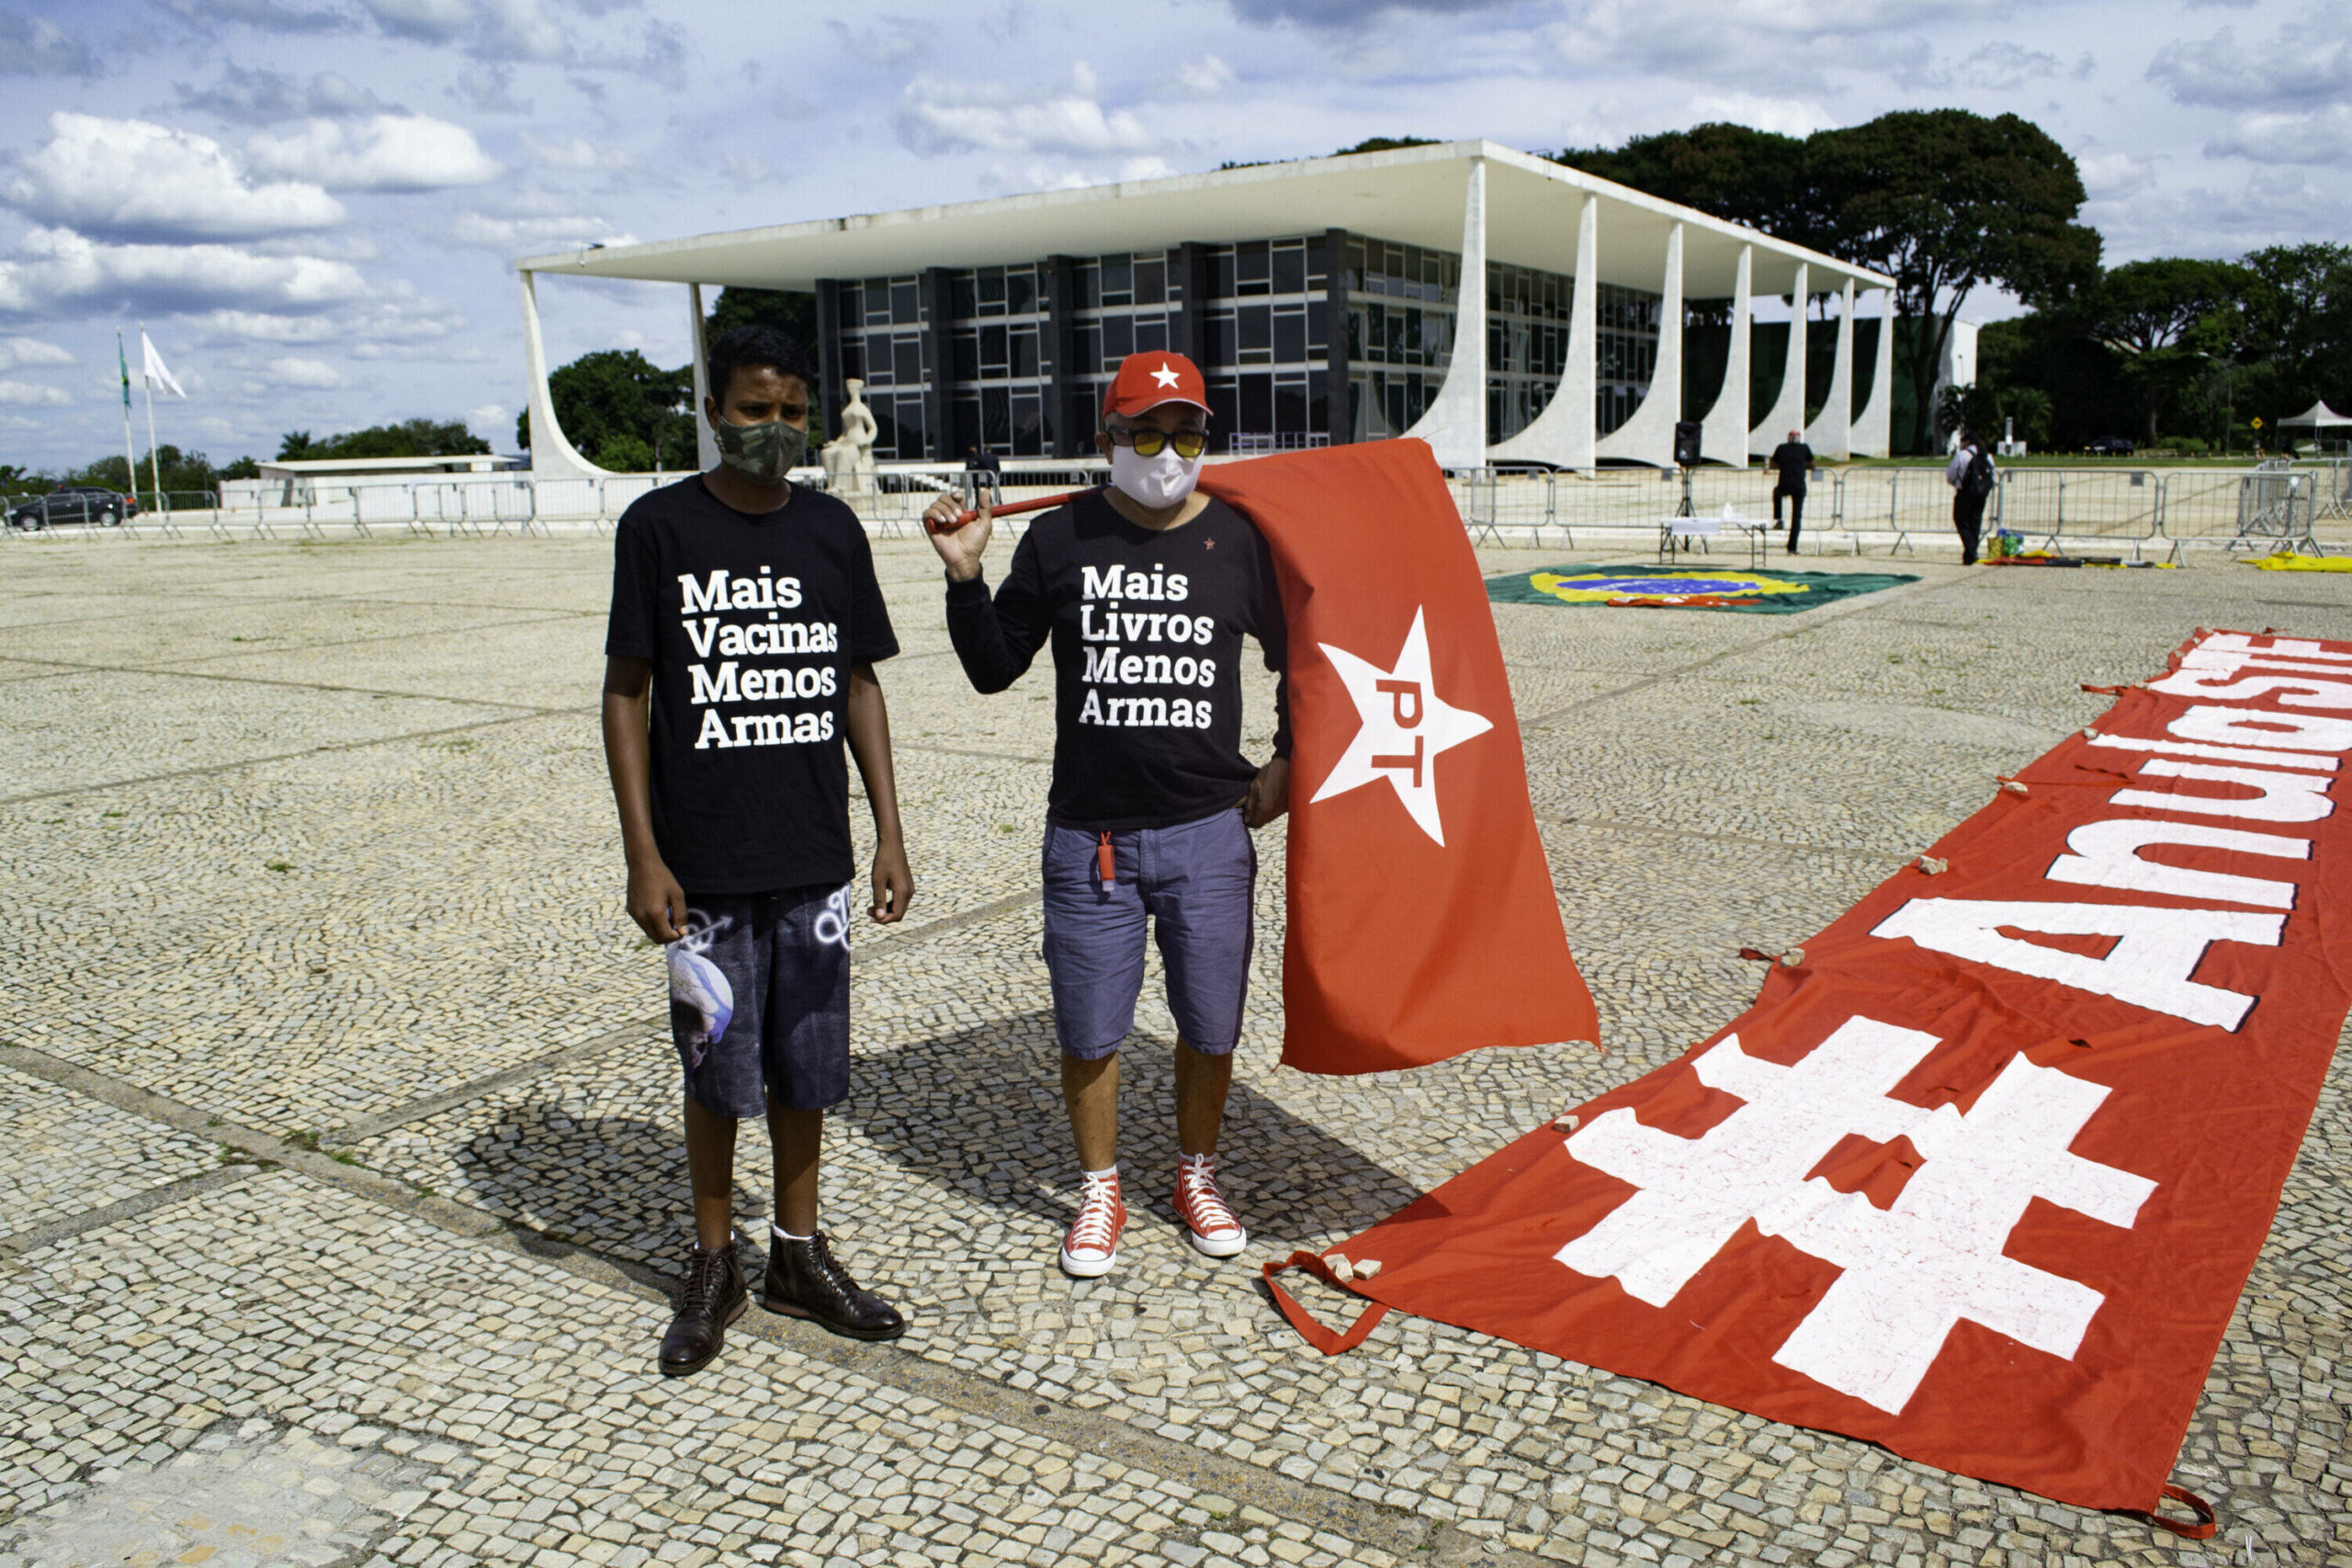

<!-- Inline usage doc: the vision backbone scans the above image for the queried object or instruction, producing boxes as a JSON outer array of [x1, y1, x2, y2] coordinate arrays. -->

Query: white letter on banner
[[1870, 899, 2284, 1030], [1557, 1017, 1961, 1305], [2045, 819, 2310, 909], [2192, 634, 2352, 663], [2113, 761, 2335, 824], [2145, 671, 2352, 708], [1765, 1051, 2155, 1414], [2167, 705, 2352, 754]]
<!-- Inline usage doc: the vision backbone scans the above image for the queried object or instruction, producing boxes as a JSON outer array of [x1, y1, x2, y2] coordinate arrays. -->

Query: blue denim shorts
[[666, 885, 853, 1117], [1040, 807, 1257, 1060]]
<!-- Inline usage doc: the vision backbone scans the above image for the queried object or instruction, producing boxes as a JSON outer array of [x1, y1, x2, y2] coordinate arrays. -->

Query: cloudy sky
[[0, 0, 2342, 469]]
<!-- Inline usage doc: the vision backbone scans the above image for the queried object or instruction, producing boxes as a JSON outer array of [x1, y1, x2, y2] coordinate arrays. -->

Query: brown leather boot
[[658, 1243, 747, 1377], [763, 1232, 906, 1341]]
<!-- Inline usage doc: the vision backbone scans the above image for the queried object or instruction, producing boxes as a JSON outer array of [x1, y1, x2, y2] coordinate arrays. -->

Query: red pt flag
[[1198, 440, 1598, 1075], [1293, 628, 2352, 1511]]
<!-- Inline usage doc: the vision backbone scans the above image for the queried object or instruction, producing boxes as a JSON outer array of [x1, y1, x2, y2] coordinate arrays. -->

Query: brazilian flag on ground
[[1486, 561, 1917, 615]]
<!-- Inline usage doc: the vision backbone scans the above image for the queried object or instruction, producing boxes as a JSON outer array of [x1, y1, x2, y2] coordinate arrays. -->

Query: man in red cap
[[922, 353, 1290, 1279]]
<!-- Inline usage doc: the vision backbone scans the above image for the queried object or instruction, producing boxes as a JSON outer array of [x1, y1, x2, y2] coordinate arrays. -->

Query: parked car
[[2086, 436, 2136, 457], [7, 487, 138, 529]]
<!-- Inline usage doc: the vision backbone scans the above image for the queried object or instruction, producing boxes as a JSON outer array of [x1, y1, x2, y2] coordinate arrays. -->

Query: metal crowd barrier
[[6, 463, 2338, 566]]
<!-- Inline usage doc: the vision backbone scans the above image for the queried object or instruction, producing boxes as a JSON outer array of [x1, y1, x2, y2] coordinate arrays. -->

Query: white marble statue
[[822, 378, 878, 500]]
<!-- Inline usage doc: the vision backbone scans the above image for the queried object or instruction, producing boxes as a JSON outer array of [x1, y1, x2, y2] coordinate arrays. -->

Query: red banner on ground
[[1197, 442, 1599, 1075], [1282, 628, 2352, 1511]]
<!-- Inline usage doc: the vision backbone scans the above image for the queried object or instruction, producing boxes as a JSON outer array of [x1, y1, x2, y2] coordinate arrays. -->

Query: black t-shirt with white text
[[605, 477, 897, 895], [944, 491, 1289, 833]]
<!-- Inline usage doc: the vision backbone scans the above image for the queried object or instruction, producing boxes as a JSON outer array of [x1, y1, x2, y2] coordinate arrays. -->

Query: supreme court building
[[515, 140, 1899, 476]]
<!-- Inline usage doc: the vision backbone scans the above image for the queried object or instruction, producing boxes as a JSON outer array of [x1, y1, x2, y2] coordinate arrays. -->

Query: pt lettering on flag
[[1297, 629, 2352, 1511], [1198, 442, 1597, 1074]]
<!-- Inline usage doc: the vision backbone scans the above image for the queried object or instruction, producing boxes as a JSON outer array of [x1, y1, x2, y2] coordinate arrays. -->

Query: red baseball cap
[[1102, 352, 1209, 420]]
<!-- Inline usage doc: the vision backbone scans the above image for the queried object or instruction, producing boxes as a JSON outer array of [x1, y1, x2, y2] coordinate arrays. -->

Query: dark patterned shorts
[[666, 885, 853, 1116]]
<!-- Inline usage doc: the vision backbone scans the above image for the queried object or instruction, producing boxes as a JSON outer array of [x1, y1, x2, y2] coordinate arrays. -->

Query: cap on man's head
[[1102, 352, 1209, 420]]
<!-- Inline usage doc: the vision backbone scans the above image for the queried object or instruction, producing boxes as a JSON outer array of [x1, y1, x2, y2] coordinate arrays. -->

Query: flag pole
[[141, 323, 164, 513], [118, 329, 138, 508]]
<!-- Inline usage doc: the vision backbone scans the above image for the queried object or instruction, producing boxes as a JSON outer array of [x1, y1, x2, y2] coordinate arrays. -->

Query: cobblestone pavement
[[3, 531, 2347, 1568]]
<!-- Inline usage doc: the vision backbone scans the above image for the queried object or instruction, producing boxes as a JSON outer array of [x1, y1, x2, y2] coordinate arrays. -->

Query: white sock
[[772, 1224, 814, 1243], [1082, 1164, 1118, 1183]]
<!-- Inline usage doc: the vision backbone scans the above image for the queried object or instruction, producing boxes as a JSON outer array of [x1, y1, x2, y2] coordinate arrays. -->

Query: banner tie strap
[[1261, 1251, 1388, 1356], [2139, 1483, 2218, 1540]]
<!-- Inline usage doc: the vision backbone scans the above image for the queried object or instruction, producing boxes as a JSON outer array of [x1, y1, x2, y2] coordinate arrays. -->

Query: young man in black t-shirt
[[604, 325, 913, 1376], [922, 353, 1291, 1280]]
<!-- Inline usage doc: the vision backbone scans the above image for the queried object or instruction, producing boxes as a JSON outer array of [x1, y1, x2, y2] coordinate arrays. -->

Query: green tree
[[2091, 258, 2252, 445], [1808, 110, 2101, 453], [1554, 123, 1832, 250], [2237, 243, 2352, 423], [277, 419, 490, 460], [1334, 136, 1436, 156], [1561, 109, 2101, 452], [521, 349, 693, 473], [705, 286, 816, 362]]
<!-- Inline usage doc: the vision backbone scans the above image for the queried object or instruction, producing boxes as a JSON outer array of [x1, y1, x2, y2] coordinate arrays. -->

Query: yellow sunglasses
[[1110, 428, 1208, 459]]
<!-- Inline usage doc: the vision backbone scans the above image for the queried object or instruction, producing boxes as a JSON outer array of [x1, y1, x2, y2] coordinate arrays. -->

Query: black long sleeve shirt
[[944, 490, 1291, 832]]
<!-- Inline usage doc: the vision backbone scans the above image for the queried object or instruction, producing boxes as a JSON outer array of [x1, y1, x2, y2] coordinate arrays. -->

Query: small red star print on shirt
[[1204, 538, 1216, 549]]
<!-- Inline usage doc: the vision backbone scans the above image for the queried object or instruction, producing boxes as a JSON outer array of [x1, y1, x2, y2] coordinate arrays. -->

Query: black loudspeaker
[[1673, 420, 1703, 467]]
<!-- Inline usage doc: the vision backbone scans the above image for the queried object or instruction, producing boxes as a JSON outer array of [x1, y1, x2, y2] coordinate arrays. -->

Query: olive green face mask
[[711, 416, 807, 484]]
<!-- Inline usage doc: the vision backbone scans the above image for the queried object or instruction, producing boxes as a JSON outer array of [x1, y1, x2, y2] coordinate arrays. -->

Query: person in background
[[1767, 429, 1814, 555], [1947, 430, 1998, 566], [922, 352, 1291, 1281]]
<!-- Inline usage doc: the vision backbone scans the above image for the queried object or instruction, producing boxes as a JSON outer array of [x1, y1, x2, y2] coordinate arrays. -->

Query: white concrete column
[[1851, 287, 1896, 458], [1750, 261, 1808, 457], [688, 282, 718, 472], [1488, 192, 1597, 470], [1402, 155, 1488, 469], [1593, 220, 1682, 466], [1699, 243, 1751, 466], [519, 269, 606, 480], [1806, 278, 1854, 459]]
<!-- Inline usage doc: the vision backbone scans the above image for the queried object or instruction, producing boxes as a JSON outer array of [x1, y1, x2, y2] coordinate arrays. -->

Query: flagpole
[[141, 323, 164, 514], [118, 329, 138, 508]]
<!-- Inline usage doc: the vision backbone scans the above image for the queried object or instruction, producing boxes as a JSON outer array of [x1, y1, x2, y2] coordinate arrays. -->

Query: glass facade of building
[[813, 232, 1659, 460]]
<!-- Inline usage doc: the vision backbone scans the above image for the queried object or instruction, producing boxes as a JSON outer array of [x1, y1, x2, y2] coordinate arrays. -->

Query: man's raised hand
[[922, 496, 992, 582]]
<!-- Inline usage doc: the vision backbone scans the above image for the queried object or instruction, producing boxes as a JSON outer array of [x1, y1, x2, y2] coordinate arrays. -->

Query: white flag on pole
[[141, 331, 186, 398]]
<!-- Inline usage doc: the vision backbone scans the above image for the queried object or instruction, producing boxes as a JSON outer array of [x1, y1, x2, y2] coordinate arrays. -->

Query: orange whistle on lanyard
[[1096, 831, 1115, 889]]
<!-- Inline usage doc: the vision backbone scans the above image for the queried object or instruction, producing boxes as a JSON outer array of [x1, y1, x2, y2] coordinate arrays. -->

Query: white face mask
[[1109, 441, 1202, 510]]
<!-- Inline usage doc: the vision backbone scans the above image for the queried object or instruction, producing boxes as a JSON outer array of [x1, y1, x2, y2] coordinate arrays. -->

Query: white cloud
[[467, 400, 510, 435], [2148, 10, 2352, 109], [2206, 105, 2352, 164], [1120, 156, 1178, 182], [266, 356, 346, 388], [245, 114, 503, 191], [520, 131, 630, 170], [0, 336, 74, 370], [0, 12, 96, 76], [899, 62, 1158, 158], [1959, 41, 2062, 90], [1157, 56, 1239, 96], [3, 114, 344, 243], [177, 65, 390, 125], [0, 379, 73, 407], [2078, 152, 2158, 203], [0, 228, 368, 317], [1684, 92, 1833, 139], [452, 211, 638, 253]]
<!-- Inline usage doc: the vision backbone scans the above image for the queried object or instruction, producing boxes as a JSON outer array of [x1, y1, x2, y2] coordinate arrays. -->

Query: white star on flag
[[1151, 361, 1181, 389], [1310, 607, 1493, 846]]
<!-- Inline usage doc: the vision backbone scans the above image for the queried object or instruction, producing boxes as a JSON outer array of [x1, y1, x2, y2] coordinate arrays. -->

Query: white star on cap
[[1150, 361, 1182, 389], [1309, 607, 1493, 846]]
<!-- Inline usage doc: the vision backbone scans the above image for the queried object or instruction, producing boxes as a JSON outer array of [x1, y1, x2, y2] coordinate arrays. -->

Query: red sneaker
[[1059, 1168, 1125, 1278], [1173, 1154, 1248, 1258]]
